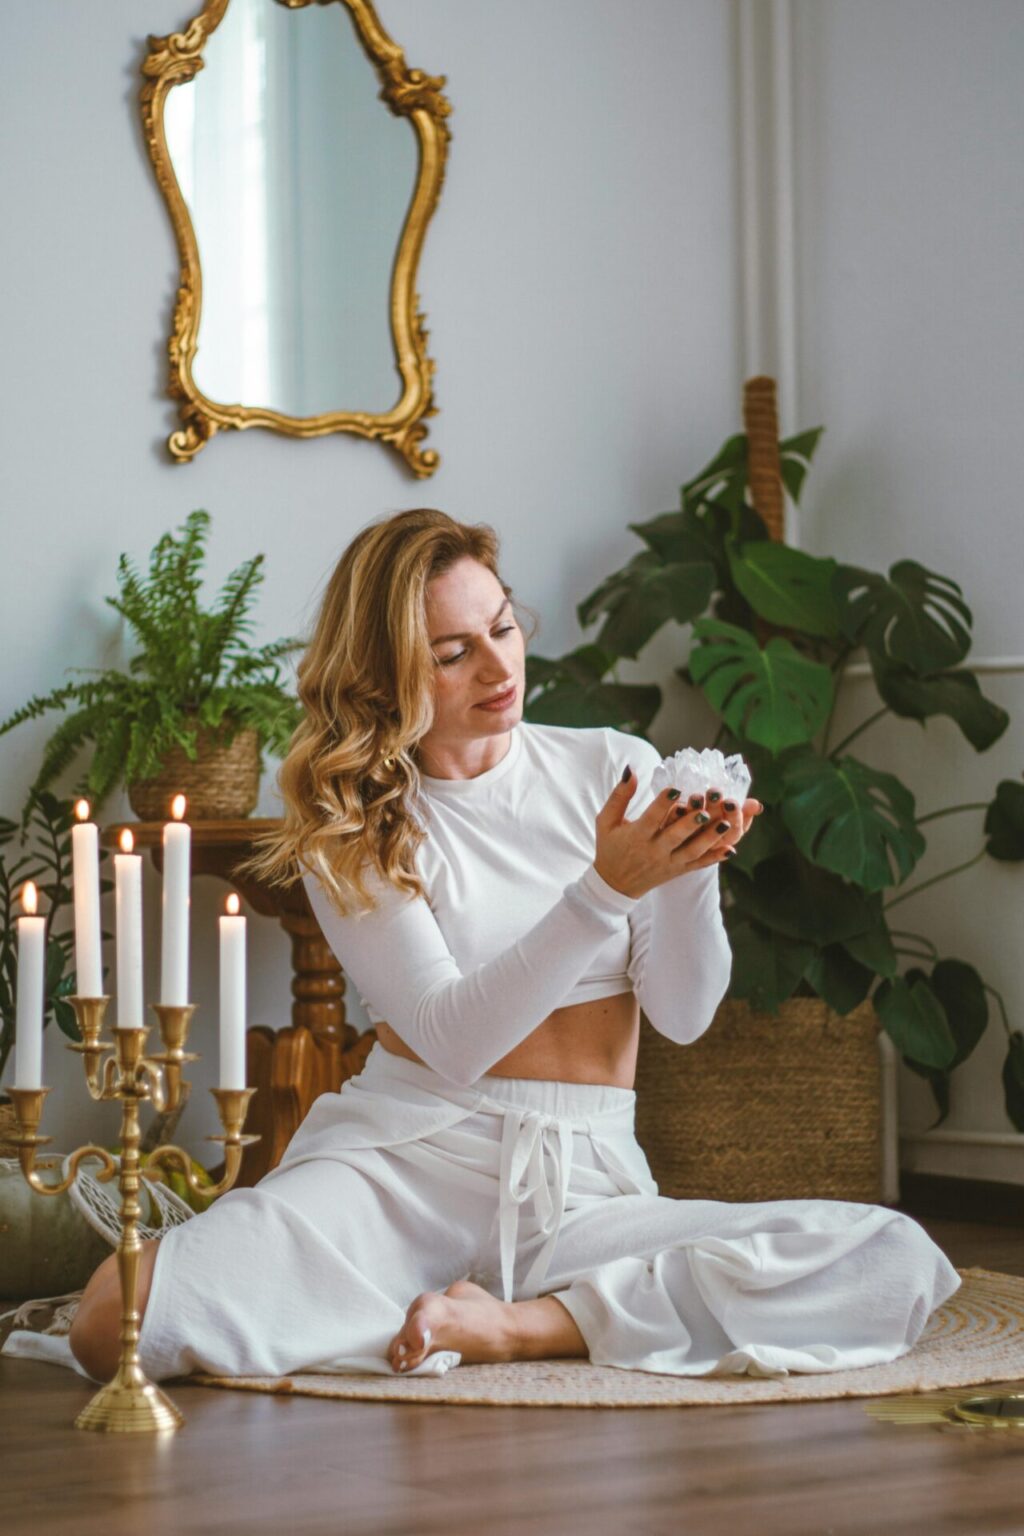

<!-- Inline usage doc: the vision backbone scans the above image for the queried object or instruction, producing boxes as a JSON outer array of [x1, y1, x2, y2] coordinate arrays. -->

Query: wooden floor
[[3, 1208, 1024, 1536]]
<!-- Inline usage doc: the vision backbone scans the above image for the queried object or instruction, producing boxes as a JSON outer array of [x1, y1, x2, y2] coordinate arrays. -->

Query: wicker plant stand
[[633, 997, 883, 1204]]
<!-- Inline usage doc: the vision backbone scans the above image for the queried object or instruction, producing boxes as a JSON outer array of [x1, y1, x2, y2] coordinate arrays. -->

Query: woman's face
[[423, 556, 525, 750]]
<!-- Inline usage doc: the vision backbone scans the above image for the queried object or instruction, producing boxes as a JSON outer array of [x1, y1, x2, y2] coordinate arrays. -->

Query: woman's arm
[[302, 858, 640, 1089], [605, 732, 733, 1044]]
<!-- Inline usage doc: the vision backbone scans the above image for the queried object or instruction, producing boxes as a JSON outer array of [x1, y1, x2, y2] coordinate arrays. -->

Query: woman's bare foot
[[386, 1279, 517, 1372]]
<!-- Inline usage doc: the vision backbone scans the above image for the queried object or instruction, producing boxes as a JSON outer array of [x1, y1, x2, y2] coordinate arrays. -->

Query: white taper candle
[[14, 882, 46, 1089], [71, 800, 103, 997], [219, 892, 247, 1089], [161, 795, 191, 1006], [114, 828, 144, 1029]]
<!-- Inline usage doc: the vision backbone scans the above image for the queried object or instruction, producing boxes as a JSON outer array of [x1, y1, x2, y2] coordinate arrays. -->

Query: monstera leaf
[[780, 754, 925, 891], [803, 942, 876, 1015], [777, 426, 826, 504], [524, 646, 661, 732], [835, 561, 972, 674], [984, 779, 1024, 861], [891, 960, 991, 1126], [726, 848, 882, 948], [727, 542, 841, 639], [724, 911, 814, 1013], [871, 658, 1008, 751], [874, 973, 958, 1070], [575, 549, 715, 660], [689, 620, 833, 753], [1004, 1033, 1024, 1132]]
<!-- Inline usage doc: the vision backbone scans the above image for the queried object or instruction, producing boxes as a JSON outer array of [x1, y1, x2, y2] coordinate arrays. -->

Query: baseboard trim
[[893, 1170, 1024, 1227]]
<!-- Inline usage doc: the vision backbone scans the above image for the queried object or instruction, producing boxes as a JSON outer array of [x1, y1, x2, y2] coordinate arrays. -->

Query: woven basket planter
[[634, 997, 883, 1204], [127, 723, 261, 822]]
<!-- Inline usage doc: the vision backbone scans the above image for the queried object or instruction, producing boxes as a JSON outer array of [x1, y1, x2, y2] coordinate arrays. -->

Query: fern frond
[[0, 682, 89, 739]]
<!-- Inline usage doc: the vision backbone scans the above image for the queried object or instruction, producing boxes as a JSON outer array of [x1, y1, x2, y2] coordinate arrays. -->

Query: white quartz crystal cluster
[[648, 746, 752, 803]]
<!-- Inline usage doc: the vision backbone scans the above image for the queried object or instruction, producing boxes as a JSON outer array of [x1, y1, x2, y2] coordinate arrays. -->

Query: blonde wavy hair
[[242, 508, 538, 917]]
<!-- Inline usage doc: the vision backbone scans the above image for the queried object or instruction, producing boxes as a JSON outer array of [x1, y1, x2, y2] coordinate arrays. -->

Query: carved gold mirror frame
[[140, 0, 451, 475]]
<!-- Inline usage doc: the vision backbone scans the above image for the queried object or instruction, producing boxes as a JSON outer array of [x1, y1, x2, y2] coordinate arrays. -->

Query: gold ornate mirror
[[141, 0, 450, 475]]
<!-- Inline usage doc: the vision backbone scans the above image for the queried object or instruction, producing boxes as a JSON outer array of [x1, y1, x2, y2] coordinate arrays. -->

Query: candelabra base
[[75, 1367, 185, 1433]]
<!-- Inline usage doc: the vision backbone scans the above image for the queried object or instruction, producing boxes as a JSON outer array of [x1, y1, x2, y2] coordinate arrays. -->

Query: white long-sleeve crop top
[[302, 721, 733, 1087]]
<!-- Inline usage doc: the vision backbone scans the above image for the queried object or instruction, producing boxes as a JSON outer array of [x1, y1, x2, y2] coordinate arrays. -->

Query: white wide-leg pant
[[135, 1043, 962, 1384]]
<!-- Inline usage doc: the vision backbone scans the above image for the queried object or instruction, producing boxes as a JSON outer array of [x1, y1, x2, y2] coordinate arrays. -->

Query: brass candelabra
[[8, 995, 257, 1433]]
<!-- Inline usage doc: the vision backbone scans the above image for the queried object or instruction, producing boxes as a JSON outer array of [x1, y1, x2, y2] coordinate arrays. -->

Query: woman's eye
[[438, 625, 515, 667]]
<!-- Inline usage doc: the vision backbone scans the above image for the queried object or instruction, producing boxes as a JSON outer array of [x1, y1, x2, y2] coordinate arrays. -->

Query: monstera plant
[[523, 427, 1024, 1132]]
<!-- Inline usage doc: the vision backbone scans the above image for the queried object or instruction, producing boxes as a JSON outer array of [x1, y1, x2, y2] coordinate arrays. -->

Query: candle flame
[[226, 892, 240, 916], [171, 793, 187, 821], [119, 828, 135, 854], [22, 881, 38, 916], [75, 799, 91, 822]]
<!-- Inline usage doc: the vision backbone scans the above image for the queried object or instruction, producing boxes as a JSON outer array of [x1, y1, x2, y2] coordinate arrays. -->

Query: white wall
[[2, 1, 1021, 1188], [789, 0, 1024, 1181], [0, 1, 739, 1157]]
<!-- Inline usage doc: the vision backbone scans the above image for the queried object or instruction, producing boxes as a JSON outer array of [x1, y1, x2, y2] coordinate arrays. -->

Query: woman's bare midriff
[[373, 989, 641, 1089]]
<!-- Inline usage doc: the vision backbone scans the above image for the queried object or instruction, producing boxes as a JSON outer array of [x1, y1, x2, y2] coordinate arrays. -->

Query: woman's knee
[[69, 1239, 160, 1382]]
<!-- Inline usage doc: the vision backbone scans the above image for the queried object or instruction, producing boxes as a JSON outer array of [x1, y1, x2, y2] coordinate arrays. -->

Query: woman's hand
[[593, 771, 763, 899]]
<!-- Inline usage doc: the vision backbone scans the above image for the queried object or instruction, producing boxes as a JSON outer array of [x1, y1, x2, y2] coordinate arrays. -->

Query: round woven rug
[[191, 1266, 1024, 1408]]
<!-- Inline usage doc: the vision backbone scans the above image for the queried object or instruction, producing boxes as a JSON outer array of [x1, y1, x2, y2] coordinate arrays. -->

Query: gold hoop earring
[[381, 753, 397, 770]]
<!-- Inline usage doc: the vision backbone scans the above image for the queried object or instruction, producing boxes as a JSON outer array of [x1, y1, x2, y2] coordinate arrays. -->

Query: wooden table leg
[[279, 909, 346, 1040]]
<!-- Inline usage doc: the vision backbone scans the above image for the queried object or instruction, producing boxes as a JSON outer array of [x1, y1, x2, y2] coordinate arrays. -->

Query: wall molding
[[735, 0, 800, 539], [845, 656, 1024, 679]]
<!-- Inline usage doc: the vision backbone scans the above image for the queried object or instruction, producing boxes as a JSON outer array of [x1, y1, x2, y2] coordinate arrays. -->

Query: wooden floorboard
[[3, 1209, 1024, 1536]]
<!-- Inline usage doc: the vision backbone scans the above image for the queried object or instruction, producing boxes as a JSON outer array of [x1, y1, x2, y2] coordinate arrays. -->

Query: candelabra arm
[[137, 1058, 168, 1115], [6, 1088, 114, 1191], [147, 1086, 258, 1199]]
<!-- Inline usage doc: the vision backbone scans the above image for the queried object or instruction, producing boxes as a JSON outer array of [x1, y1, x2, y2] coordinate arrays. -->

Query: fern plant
[[0, 511, 304, 820]]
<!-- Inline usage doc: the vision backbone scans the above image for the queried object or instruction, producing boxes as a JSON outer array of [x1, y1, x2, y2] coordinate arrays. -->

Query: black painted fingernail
[[667, 788, 681, 801], [674, 805, 686, 819], [724, 847, 737, 858], [723, 800, 737, 813], [707, 791, 722, 804], [689, 794, 704, 809], [695, 812, 710, 826], [716, 822, 730, 834], [621, 765, 631, 783]]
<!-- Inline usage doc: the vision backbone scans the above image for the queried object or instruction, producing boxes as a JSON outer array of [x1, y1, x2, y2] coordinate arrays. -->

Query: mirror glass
[[163, 0, 418, 417]]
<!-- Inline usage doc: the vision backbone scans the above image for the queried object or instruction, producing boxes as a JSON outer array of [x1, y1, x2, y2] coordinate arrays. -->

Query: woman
[[70, 509, 960, 1384]]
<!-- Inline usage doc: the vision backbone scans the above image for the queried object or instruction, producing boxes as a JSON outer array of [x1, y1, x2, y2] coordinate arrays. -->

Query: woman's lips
[[476, 685, 517, 710]]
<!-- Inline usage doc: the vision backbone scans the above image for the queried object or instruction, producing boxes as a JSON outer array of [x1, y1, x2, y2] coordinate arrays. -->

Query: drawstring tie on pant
[[498, 1107, 575, 1304], [494, 1103, 651, 1305]]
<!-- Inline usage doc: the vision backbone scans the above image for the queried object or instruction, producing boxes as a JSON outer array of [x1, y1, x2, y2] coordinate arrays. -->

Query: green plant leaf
[[577, 551, 716, 660], [834, 561, 972, 673], [874, 974, 957, 1069], [901, 1053, 951, 1128], [871, 659, 1009, 751], [689, 620, 834, 753], [844, 923, 899, 979], [53, 995, 82, 1042], [780, 754, 925, 891], [727, 542, 841, 639], [627, 510, 721, 569], [984, 779, 1024, 861], [523, 649, 662, 731], [927, 959, 989, 1068], [679, 434, 747, 514], [727, 849, 882, 947], [724, 912, 814, 1013], [803, 943, 875, 1014], [777, 427, 825, 503], [1003, 1032, 1024, 1132], [724, 804, 788, 874]]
